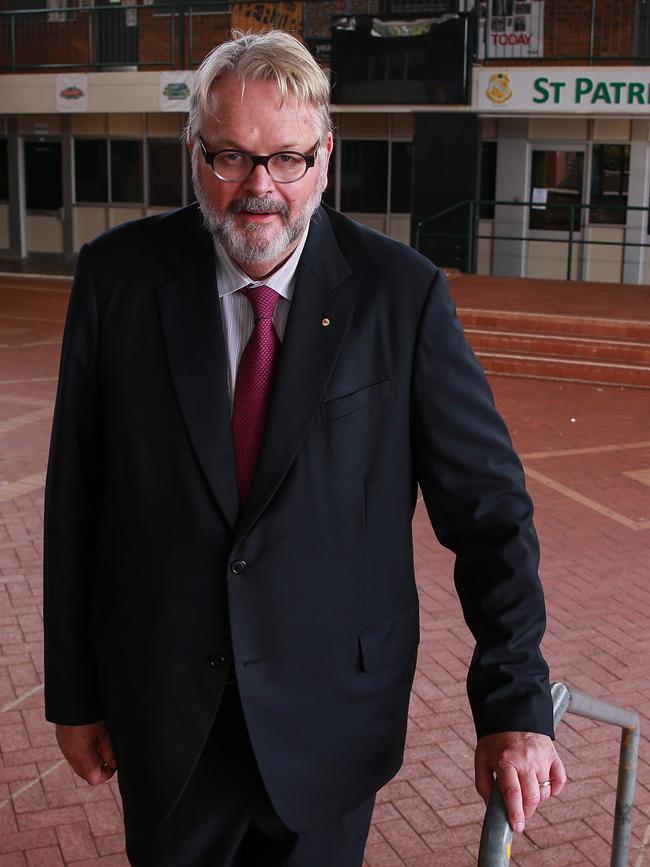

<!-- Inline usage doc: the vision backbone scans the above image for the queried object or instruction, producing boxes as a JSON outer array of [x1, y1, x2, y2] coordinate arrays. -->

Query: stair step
[[466, 329, 650, 365], [476, 351, 650, 389], [458, 308, 650, 343]]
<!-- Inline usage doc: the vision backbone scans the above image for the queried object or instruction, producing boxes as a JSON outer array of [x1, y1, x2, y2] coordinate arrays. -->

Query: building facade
[[0, 0, 649, 284]]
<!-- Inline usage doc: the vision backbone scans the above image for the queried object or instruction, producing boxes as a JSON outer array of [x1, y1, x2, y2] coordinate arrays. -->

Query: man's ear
[[321, 132, 334, 192]]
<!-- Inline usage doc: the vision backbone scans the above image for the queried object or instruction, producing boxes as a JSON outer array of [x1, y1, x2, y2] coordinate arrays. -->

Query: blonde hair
[[184, 30, 331, 144]]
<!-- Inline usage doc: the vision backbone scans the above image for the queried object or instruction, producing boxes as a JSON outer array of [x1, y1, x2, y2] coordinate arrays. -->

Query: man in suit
[[44, 29, 565, 867]]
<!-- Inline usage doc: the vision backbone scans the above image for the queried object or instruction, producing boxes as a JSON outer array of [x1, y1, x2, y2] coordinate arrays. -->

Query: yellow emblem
[[486, 72, 512, 105]]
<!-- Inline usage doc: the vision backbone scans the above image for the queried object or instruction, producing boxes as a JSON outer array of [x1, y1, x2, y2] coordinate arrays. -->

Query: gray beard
[[192, 151, 324, 265]]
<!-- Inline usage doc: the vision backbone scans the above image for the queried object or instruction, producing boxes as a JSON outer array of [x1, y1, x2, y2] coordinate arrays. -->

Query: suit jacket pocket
[[358, 603, 420, 673], [321, 379, 394, 422]]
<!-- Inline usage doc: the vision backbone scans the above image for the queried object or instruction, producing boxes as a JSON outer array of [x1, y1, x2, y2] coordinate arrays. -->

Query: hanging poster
[[56, 74, 88, 112], [160, 71, 194, 112], [478, 0, 544, 59], [231, 2, 302, 35]]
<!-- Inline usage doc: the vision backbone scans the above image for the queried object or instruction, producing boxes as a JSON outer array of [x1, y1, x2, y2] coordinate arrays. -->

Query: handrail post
[[467, 201, 475, 273], [567, 205, 575, 280], [178, 3, 186, 69], [11, 13, 16, 72]]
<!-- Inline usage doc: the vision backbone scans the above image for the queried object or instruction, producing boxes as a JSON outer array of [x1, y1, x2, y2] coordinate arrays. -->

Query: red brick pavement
[[0, 274, 649, 866]]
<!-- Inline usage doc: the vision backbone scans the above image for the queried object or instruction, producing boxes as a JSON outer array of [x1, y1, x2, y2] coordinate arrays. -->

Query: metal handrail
[[416, 200, 650, 280], [478, 681, 641, 867]]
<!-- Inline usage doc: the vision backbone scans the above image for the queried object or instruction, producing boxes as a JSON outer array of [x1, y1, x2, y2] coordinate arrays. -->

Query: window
[[529, 150, 584, 231], [590, 144, 629, 225], [390, 141, 413, 213], [110, 140, 143, 203], [480, 141, 497, 219], [75, 139, 108, 203], [340, 141, 388, 213], [24, 141, 62, 210], [0, 139, 8, 200], [148, 140, 183, 207]]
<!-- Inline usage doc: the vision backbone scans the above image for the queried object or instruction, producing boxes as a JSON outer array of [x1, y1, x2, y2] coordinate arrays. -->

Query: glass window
[[529, 150, 584, 231], [24, 141, 62, 210], [0, 139, 8, 200], [110, 140, 143, 203], [75, 139, 108, 203], [148, 140, 183, 208], [390, 141, 413, 213], [590, 144, 629, 225], [480, 141, 497, 219], [340, 140, 388, 213]]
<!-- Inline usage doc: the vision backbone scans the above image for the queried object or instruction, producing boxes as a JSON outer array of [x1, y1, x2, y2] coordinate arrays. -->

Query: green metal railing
[[415, 200, 650, 281], [479, 682, 641, 867]]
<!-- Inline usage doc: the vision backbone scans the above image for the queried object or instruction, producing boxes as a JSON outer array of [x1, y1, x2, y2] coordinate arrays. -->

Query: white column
[[492, 118, 529, 277]]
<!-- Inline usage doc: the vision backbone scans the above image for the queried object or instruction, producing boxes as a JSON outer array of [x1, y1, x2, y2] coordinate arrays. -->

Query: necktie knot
[[242, 284, 280, 323]]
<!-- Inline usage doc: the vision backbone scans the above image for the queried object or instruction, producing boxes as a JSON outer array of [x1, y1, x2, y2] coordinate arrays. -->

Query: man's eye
[[223, 152, 244, 163], [276, 153, 301, 165]]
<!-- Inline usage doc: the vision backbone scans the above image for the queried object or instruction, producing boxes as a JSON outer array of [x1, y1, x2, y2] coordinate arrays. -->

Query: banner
[[160, 71, 194, 112], [231, 2, 302, 34], [478, 67, 650, 113], [478, 0, 544, 59], [56, 74, 88, 112]]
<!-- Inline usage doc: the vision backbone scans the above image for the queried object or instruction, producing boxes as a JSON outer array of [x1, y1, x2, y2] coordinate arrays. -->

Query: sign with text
[[478, 0, 544, 59], [478, 67, 650, 113]]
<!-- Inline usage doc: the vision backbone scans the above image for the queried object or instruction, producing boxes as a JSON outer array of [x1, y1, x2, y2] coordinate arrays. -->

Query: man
[[44, 29, 565, 867]]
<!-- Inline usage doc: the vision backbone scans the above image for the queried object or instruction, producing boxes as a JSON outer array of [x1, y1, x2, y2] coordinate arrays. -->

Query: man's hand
[[475, 731, 566, 833], [55, 721, 117, 785]]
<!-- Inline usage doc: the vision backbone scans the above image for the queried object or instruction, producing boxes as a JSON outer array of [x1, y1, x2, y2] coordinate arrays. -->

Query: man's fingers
[[549, 756, 567, 796], [55, 722, 116, 785], [519, 770, 542, 820], [495, 765, 525, 833], [97, 729, 117, 770]]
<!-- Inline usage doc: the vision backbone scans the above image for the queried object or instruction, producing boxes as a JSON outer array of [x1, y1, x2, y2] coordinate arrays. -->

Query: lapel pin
[[322, 318, 331, 327]]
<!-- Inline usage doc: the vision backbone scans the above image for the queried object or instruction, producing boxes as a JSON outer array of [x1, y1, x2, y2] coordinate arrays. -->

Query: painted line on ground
[[0, 683, 44, 716], [0, 759, 66, 812], [524, 465, 650, 531], [522, 441, 650, 460]]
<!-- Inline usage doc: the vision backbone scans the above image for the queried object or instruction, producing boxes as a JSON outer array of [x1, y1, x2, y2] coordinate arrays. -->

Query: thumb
[[97, 727, 117, 770], [475, 758, 495, 806]]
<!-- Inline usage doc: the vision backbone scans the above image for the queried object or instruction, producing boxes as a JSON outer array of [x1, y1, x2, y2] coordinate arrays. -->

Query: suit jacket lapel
[[156, 206, 239, 529], [233, 208, 355, 548]]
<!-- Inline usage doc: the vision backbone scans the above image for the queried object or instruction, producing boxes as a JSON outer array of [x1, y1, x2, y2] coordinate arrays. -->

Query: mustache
[[229, 196, 289, 218]]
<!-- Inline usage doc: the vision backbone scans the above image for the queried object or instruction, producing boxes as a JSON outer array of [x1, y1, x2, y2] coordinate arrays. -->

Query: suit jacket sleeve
[[43, 244, 104, 725], [411, 268, 554, 740]]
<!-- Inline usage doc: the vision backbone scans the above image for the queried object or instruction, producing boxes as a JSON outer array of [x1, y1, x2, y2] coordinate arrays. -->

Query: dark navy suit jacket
[[44, 203, 553, 838]]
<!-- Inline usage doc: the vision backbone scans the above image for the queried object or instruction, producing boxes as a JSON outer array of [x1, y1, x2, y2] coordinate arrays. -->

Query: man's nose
[[242, 163, 275, 197]]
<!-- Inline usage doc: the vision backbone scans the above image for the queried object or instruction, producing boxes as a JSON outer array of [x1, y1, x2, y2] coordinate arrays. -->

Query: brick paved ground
[[0, 274, 649, 866]]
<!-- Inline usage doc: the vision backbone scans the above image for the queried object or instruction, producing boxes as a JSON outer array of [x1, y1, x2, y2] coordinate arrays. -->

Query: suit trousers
[[126, 686, 375, 867]]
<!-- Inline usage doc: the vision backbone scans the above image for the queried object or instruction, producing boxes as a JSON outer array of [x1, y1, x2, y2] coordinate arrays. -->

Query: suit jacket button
[[231, 559, 247, 574], [207, 654, 225, 668]]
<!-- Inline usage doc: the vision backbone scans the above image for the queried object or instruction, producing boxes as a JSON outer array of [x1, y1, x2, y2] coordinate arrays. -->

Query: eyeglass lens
[[213, 152, 308, 183]]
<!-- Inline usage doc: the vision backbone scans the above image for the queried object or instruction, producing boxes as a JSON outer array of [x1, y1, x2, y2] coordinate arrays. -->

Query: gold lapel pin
[[322, 318, 331, 327]]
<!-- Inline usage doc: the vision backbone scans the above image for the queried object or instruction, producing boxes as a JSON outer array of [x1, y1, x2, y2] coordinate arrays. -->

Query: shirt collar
[[214, 224, 310, 301]]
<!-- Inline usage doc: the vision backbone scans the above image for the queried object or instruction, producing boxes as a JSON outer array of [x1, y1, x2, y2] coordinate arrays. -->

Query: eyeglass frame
[[197, 135, 320, 184]]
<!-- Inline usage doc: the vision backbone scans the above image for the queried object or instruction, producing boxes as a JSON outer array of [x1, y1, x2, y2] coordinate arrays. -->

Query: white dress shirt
[[213, 226, 310, 407]]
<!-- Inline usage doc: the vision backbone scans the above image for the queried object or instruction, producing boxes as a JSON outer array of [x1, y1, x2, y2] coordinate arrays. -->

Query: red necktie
[[232, 284, 281, 505]]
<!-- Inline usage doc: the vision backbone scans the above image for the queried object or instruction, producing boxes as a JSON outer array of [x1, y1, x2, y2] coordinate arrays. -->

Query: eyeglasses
[[198, 136, 319, 184]]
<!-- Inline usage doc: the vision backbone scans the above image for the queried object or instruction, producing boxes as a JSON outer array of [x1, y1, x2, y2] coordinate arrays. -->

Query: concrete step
[[457, 306, 650, 388], [465, 329, 650, 365], [476, 351, 650, 388], [458, 308, 650, 343]]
